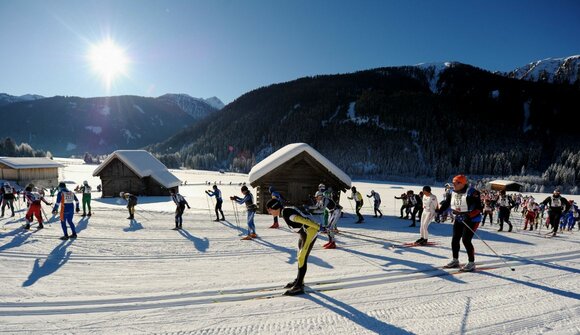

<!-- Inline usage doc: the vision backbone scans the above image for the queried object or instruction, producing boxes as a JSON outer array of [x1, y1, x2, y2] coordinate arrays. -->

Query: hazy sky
[[1, 0, 579, 104]]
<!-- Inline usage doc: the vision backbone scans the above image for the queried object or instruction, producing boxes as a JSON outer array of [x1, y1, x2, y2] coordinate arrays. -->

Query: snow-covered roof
[[93, 150, 181, 188], [489, 180, 523, 186], [0, 157, 63, 169], [248, 143, 351, 186]]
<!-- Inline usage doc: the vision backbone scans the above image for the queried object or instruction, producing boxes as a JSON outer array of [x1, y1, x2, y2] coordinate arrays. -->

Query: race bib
[[452, 192, 469, 212], [63, 191, 75, 204]]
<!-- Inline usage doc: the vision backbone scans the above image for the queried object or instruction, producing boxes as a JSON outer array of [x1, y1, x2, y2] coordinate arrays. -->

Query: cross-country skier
[[348, 186, 364, 223], [415, 186, 438, 245], [497, 190, 515, 232], [205, 185, 225, 221], [52, 182, 80, 240], [120, 192, 138, 220], [439, 175, 483, 272], [170, 188, 190, 229], [541, 188, 570, 237], [408, 190, 423, 227], [366, 190, 383, 218], [309, 190, 342, 249], [23, 186, 52, 230], [268, 186, 287, 228], [230, 185, 258, 240], [266, 198, 320, 296], [0, 182, 16, 217], [79, 181, 92, 217]]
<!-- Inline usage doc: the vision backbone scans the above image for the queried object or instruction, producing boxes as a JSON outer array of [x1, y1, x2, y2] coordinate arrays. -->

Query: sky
[[1, 0, 579, 104]]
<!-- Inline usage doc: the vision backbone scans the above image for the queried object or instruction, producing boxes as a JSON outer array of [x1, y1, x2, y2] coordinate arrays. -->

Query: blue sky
[[1, 0, 579, 104]]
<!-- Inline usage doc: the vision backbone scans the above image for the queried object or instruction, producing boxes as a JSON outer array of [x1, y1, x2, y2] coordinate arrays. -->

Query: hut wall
[[0, 167, 59, 188], [98, 158, 146, 197]]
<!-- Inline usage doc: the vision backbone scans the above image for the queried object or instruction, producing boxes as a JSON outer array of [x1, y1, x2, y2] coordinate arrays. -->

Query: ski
[[390, 241, 439, 249]]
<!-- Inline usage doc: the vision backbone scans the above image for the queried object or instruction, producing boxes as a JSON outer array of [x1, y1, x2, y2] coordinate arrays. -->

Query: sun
[[87, 39, 129, 89]]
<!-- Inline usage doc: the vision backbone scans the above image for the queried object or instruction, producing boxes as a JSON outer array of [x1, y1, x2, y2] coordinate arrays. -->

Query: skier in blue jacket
[[52, 182, 80, 240]]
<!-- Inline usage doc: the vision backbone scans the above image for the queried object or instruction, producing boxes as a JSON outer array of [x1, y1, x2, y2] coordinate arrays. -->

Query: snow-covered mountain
[[506, 55, 580, 85], [157, 93, 223, 119], [0, 93, 45, 106]]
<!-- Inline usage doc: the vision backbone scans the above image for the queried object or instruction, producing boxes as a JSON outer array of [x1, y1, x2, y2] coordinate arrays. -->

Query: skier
[[120, 192, 138, 220], [416, 186, 438, 245], [268, 186, 286, 228], [0, 182, 16, 217], [523, 200, 539, 231], [541, 188, 570, 237], [347, 186, 364, 223], [205, 185, 225, 221], [309, 190, 342, 249], [266, 198, 320, 296], [366, 190, 383, 218], [408, 190, 423, 227], [23, 186, 52, 230], [52, 182, 80, 240], [170, 188, 190, 229], [439, 175, 483, 272], [79, 180, 92, 217], [497, 190, 515, 232], [230, 185, 258, 240]]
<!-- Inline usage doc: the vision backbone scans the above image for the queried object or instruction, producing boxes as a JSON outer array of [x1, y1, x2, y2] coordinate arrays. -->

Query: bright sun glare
[[88, 39, 129, 89]]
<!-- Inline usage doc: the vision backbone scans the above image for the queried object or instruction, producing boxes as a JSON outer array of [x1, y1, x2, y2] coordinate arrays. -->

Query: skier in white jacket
[[416, 185, 438, 245]]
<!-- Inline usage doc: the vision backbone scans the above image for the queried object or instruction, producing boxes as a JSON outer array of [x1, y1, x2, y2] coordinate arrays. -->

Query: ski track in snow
[[1, 160, 579, 334]]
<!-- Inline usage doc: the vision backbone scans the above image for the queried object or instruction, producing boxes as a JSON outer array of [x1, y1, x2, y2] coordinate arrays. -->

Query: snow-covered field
[[1, 159, 579, 334]]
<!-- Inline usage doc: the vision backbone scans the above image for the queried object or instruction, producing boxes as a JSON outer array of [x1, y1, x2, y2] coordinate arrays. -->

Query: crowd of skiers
[[4, 174, 578, 296]]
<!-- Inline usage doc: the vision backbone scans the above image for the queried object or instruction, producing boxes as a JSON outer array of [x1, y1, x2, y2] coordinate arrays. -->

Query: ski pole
[[205, 194, 213, 222], [231, 200, 240, 230], [458, 217, 515, 271]]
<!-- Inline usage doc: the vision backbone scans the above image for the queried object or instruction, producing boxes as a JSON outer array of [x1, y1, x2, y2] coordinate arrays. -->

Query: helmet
[[315, 191, 324, 198], [452, 175, 468, 185], [241, 185, 248, 192], [58, 182, 66, 189], [119, 192, 125, 197], [83, 180, 88, 185]]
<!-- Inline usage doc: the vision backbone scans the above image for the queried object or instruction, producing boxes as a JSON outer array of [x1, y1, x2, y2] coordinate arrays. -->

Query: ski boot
[[444, 259, 460, 269], [284, 285, 305, 296], [460, 262, 476, 272]]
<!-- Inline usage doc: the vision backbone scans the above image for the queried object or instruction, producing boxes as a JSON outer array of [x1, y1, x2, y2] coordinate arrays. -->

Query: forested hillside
[[148, 63, 580, 190]]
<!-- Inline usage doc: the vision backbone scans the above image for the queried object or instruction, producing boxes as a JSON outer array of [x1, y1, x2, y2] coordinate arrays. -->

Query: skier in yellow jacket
[[266, 198, 320, 296]]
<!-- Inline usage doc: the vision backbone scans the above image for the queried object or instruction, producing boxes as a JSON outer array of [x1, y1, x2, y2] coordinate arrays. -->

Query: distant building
[[249, 143, 351, 213], [92, 150, 181, 197], [487, 179, 523, 192], [0, 157, 62, 189]]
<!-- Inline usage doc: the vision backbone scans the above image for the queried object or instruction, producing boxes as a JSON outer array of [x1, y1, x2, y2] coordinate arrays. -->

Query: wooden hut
[[248, 143, 351, 213], [0, 157, 62, 189], [93, 150, 181, 197], [487, 179, 523, 192]]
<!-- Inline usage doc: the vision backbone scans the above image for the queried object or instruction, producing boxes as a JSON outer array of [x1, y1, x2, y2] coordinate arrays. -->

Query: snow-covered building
[[0, 157, 62, 188], [487, 179, 523, 192], [93, 150, 181, 197], [249, 143, 351, 213]]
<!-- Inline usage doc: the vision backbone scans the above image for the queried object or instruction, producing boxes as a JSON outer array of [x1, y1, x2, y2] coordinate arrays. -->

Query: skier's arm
[[52, 193, 61, 213], [438, 192, 452, 213]]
